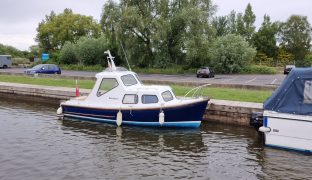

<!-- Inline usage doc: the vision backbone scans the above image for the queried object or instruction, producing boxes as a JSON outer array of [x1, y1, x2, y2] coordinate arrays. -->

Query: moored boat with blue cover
[[258, 68, 312, 153], [57, 51, 209, 128]]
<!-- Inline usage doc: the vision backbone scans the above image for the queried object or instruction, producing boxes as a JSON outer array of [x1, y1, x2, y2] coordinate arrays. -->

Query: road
[[0, 68, 285, 89]]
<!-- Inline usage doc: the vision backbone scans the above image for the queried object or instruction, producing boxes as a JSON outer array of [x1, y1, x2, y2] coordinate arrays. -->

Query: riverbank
[[0, 82, 263, 126], [0, 70, 280, 91], [0, 74, 273, 103]]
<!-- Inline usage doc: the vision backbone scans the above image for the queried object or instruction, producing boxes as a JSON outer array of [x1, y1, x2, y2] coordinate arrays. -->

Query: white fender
[[259, 126, 271, 133], [116, 110, 123, 126], [56, 107, 63, 115], [159, 111, 165, 125]]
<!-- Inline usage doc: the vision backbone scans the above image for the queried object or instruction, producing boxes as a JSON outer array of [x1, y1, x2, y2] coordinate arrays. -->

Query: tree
[[100, 0, 122, 62], [252, 15, 278, 58], [212, 16, 229, 37], [235, 3, 256, 43], [242, 3, 256, 43], [227, 10, 237, 34], [209, 34, 256, 73], [0, 43, 25, 57], [100, 0, 216, 68], [279, 15, 312, 66], [276, 48, 295, 66], [304, 54, 312, 66], [36, 9, 101, 51]]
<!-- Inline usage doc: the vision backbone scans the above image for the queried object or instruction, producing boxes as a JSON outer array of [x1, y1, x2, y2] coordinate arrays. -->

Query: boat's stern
[[259, 111, 312, 153]]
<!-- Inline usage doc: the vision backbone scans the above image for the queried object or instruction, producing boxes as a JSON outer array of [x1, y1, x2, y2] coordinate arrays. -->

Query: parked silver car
[[196, 67, 215, 78]]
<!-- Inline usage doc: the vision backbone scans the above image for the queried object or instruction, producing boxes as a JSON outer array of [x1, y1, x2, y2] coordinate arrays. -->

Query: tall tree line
[[33, 2, 312, 73]]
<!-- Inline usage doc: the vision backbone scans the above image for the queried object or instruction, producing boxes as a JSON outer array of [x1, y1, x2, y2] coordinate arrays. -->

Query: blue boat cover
[[264, 68, 312, 115]]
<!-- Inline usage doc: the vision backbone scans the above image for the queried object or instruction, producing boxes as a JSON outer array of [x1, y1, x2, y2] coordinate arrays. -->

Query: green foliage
[[252, 15, 278, 58], [254, 52, 273, 66], [59, 36, 110, 66], [233, 4, 256, 43], [209, 34, 256, 74], [276, 48, 295, 66], [0, 43, 26, 57], [279, 15, 311, 65], [75, 36, 109, 66], [227, 11, 238, 34], [212, 16, 229, 37], [132, 66, 197, 75], [12, 58, 30, 66], [36, 9, 101, 51], [240, 65, 277, 74], [302, 54, 312, 67], [28, 45, 43, 61], [100, 0, 216, 68], [242, 3, 256, 43], [60, 64, 103, 71], [59, 42, 77, 64]]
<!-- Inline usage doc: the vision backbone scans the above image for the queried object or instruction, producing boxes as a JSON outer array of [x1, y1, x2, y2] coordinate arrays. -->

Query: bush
[[12, 58, 30, 66], [276, 48, 295, 67], [75, 36, 109, 66], [59, 42, 78, 64], [60, 64, 103, 71], [132, 66, 197, 74], [209, 34, 256, 74], [254, 52, 273, 66], [240, 65, 277, 74]]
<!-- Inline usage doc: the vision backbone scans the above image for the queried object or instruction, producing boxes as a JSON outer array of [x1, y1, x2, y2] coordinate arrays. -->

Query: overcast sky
[[0, 0, 311, 51]]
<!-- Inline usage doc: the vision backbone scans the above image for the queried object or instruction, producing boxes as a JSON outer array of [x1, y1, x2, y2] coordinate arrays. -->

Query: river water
[[0, 94, 311, 180]]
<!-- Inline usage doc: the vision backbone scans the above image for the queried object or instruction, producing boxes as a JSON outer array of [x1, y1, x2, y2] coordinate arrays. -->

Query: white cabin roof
[[95, 70, 135, 79], [95, 69, 172, 93]]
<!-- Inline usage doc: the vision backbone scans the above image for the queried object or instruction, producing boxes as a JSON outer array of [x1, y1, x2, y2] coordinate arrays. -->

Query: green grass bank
[[0, 75, 273, 103]]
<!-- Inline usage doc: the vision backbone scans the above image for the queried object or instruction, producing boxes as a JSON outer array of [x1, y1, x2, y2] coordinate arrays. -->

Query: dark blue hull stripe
[[64, 113, 201, 128], [266, 144, 312, 153]]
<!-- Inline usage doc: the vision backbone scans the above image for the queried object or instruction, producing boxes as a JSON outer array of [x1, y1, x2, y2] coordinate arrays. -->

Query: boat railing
[[183, 84, 211, 98]]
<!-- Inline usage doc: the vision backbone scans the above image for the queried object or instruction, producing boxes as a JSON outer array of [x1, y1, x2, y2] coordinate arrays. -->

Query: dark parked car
[[196, 67, 214, 78], [24, 64, 61, 74], [284, 65, 295, 75]]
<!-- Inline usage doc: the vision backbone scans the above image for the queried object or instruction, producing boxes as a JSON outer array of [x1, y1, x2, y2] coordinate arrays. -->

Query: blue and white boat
[[258, 68, 312, 153], [57, 51, 209, 128]]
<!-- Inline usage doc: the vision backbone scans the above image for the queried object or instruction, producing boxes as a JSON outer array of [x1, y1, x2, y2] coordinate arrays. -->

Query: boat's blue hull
[[62, 99, 208, 128]]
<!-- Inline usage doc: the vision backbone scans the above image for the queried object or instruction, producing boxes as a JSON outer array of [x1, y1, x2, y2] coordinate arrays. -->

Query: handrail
[[183, 84, 211, 98]]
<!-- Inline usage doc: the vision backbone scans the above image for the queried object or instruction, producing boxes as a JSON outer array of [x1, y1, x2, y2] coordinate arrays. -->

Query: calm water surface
[[0, 94, 311, 180]]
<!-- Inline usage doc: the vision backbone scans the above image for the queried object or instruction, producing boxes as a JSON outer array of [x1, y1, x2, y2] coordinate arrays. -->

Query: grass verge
[[0, 75, 272, 103]]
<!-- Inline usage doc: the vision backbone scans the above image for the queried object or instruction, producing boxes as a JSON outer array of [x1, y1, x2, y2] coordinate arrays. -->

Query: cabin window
[[303, 80, 312, 104], [162, 91, 174, 102], [134, 73, 142, 84], [142, 95, 158, 104], [97, 78, 118, 97], [122, 94, 138, 104], [121, 74, 137, 86]]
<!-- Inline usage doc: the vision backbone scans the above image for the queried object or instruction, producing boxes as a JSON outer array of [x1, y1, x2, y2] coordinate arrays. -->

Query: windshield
[[134, 73, 142, 84], [162, 91, 174, 102], [32, 64, 45, 69], [121, 74, 138, 86]]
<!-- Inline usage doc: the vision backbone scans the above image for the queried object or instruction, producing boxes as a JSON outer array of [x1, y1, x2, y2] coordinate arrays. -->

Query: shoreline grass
[[0, 75, 273, 103]]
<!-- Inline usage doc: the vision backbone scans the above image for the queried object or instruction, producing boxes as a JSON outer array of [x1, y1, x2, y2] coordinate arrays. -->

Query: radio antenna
[[120, 41, 132, 71]]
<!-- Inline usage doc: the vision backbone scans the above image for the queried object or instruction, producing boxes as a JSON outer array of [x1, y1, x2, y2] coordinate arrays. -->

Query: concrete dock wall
[[0, 82, 263, 126], [204, 99, 262, 126]]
